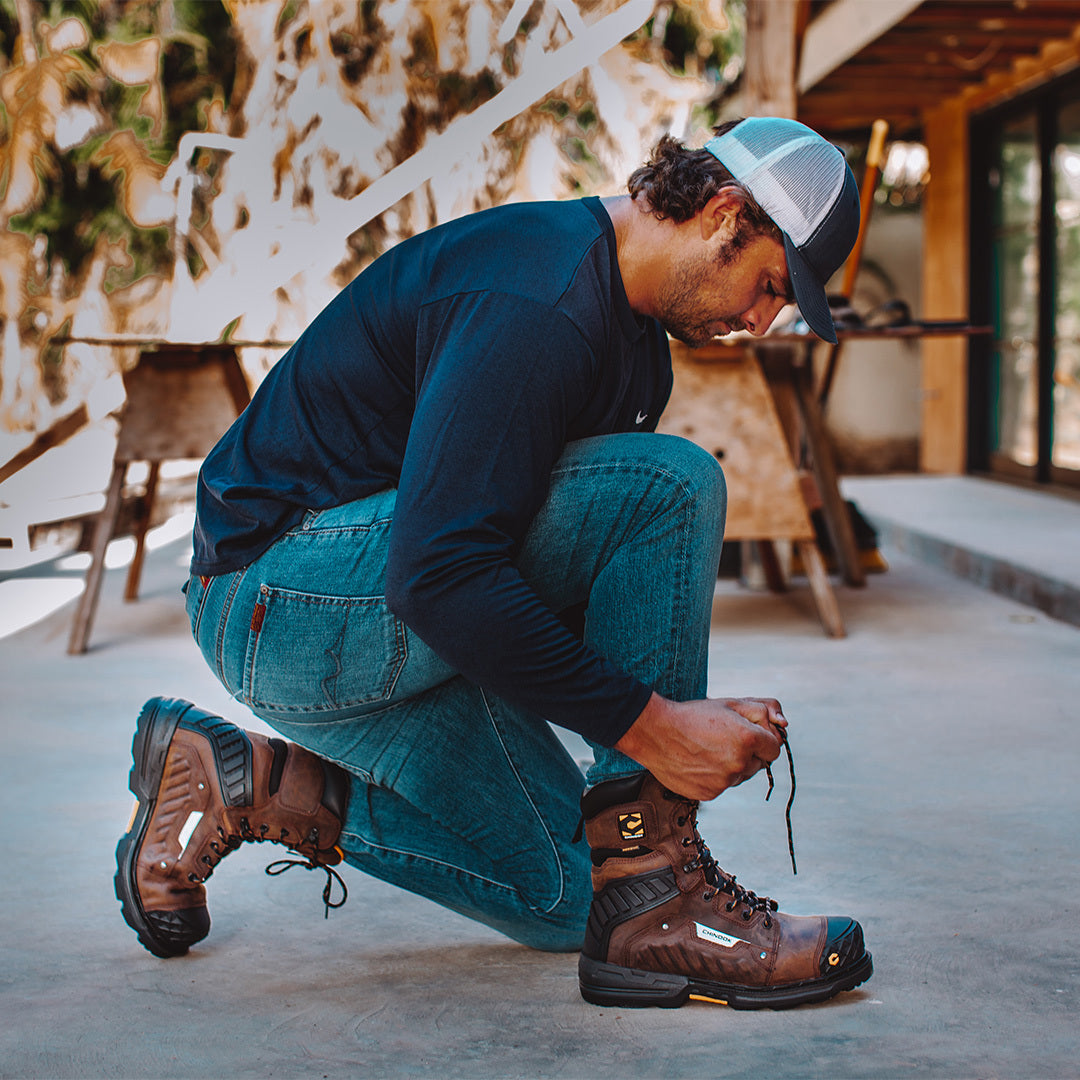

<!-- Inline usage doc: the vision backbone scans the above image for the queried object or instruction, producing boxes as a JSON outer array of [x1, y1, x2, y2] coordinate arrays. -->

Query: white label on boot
[[695, 922, 749, 949], [177, 811, 204, 855]]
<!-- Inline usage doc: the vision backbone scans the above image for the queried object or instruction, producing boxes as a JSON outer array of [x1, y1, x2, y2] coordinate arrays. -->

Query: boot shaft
[[581, 772, 698, 891], [152, 703, 348, 889]]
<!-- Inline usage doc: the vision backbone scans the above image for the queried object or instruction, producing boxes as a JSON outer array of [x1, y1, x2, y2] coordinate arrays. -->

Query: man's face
[[655, 226, 794, 348]]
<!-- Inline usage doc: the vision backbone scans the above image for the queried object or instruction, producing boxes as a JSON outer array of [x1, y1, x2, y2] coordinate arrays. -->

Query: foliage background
[[0, 0, 745, 434]]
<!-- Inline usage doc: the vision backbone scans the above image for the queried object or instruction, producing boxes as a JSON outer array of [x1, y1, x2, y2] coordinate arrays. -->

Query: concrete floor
[[1, 479, 1078, 1079]]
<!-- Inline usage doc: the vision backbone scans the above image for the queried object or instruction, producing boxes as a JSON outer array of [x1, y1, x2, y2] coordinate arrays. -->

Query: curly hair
[[627, 121, 781, 243]]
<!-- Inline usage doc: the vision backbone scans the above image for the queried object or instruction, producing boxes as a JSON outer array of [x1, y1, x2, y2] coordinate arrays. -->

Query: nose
[[741, 296, 785, 337]]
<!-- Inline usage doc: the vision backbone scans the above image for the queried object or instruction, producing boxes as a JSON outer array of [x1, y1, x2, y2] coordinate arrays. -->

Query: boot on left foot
[[115, 697, 350, 958]]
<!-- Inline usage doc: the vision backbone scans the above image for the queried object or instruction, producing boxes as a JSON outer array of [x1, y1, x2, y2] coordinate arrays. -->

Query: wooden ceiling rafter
[[795, 0, 1080, 140]]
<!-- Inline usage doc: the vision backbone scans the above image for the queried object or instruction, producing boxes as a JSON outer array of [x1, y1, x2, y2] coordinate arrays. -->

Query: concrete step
[[843, 473, 1080, 627]]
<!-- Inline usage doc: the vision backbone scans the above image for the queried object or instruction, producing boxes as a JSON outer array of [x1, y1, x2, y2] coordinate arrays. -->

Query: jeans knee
[[649, 433, 727, 527]]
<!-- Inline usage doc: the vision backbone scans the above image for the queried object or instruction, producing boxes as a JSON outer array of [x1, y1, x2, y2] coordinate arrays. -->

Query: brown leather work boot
[[115, 698, 350, 958], [578, 772, 872, 1009]]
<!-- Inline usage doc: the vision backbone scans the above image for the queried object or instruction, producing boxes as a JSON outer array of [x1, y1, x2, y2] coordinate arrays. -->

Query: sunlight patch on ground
[[0, 510, 196, 642], [0, 578, 84, 640], [146, 510, 195, 551]]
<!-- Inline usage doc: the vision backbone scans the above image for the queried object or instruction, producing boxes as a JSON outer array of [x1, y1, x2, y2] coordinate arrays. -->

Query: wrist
[[615, 691, 676, 764]]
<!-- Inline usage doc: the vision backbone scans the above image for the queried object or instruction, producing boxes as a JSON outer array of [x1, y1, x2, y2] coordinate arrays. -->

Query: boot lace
[[764, 728, 798, 875], [186, 819, 348, 918], [666, 792, 780, 928], [664, 731, 799, 928], [265, 855, 348, 919]]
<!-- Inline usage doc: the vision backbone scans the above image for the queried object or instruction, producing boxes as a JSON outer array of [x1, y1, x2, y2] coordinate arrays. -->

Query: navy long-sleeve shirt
[[192, 197, 672, 745]]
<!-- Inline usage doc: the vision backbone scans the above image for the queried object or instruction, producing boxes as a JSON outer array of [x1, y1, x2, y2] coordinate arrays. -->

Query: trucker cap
[[704, 117, 860, 344]]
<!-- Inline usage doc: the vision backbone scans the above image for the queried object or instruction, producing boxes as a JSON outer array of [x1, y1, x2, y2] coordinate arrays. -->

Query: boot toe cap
[[819, 916, 866, 976]]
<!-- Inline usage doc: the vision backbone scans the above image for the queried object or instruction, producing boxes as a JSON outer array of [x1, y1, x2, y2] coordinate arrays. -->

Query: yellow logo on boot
[[618, 812, 645, 840]]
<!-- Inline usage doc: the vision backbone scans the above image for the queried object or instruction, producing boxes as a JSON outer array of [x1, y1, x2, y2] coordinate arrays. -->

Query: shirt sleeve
[[384, 291, 653, 746]]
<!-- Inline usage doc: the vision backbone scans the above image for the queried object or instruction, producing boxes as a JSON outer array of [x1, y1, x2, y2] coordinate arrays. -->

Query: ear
[[699, 186, 747, 244]]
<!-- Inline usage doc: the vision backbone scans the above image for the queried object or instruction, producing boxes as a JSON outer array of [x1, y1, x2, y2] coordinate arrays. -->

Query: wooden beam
[[811, 75, 989, 95], [896, 9, 1080, 33], [797, 0, 923, 93]]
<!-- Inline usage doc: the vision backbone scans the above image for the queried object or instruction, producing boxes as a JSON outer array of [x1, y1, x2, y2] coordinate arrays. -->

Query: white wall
[[822, 205, 924, 473]]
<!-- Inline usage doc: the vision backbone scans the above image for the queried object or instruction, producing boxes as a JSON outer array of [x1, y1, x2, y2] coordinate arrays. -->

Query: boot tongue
[[681, 801, 780, 916]]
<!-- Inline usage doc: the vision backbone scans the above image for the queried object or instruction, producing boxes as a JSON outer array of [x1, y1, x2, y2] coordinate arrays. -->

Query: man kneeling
[[116, 117, 872, 1010]]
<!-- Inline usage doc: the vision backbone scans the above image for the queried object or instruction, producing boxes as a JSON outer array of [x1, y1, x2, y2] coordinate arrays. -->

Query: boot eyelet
[[702, 890, 715, 901]]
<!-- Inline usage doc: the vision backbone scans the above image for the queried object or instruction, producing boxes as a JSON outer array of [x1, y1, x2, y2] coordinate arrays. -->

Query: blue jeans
[[185, 433, 726, 951]]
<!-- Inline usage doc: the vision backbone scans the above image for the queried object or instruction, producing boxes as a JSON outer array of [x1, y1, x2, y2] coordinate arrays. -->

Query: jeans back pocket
[[243, 584, 407, 714]]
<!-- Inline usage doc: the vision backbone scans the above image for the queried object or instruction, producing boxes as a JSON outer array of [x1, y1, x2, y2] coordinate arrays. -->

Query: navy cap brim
[[782, 232, 837, 344]]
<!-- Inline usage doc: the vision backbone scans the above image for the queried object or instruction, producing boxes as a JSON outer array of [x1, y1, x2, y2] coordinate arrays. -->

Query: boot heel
[[578, 954, 689, 1009], [129, 697, 191, 802]]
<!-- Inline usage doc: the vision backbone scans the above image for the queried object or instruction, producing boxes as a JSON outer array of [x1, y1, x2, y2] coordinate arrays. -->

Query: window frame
[[969, 71, 1080, 491]]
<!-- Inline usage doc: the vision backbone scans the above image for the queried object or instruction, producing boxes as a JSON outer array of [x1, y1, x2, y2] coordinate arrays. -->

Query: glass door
[[971, 77, 1080, 489], [989, 113, 1040, 473], [1053, 100, 1080, 474]]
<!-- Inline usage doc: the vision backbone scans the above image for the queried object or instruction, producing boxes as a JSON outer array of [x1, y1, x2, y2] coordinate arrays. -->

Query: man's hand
[[615, 693, 787, 801]]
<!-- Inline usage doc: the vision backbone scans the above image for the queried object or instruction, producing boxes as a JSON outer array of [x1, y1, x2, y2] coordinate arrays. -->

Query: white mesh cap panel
[[705, 124, 846, 246]]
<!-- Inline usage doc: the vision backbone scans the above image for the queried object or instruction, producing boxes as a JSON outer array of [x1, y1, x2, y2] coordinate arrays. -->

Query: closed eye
[[768, 280, 796, 304]]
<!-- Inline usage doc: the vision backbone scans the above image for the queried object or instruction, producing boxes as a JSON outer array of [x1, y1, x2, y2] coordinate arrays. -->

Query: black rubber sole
[[579, 950, 874, 1010], [114, 697, 209, 959]]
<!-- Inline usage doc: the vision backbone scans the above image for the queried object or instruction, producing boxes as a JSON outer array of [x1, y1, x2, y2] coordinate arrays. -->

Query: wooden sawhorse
[[658, 343, 846, 638], [67, 344, 250, 654]]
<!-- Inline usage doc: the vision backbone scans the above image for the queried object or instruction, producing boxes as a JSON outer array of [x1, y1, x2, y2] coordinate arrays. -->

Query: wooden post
[[124, 460, 160, 603], [789, 352, 866, 587], [921, 98, 970, 473], [67, 461, 127, 655], [743, 0, 798, 118], [796, 539, 845, 638]]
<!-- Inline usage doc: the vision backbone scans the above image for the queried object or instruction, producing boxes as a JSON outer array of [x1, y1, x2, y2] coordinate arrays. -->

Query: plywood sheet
[[657, 346, 814, 541], [116, 348, 249, 462]]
